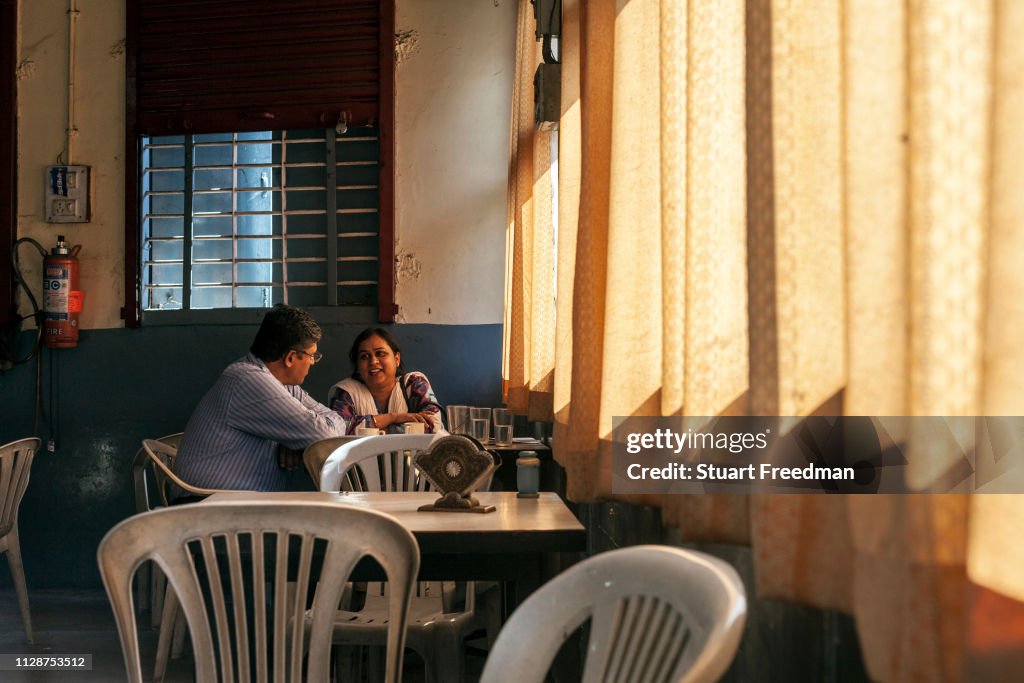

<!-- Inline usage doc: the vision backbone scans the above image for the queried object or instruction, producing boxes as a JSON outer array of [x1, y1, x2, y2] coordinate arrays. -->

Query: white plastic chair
[[0, 437, 39, 644], [480, 545, 747, 683], [130, 432, 183, 629], [142, 438, 236, 499], [317, 433, 440, 493], [317, 433, 501, 682], [302, 435, 359, 490], [142, 437, 243, 682], [98, 499, 420, 683]]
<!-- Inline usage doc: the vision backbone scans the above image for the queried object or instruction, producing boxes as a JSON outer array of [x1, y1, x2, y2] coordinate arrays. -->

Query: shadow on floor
[[0, 588, 487, 682], [0, 587, 193, 682]]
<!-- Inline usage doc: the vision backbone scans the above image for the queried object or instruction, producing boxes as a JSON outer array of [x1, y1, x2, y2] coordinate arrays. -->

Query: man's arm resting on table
[[228, 376, 346, 451]]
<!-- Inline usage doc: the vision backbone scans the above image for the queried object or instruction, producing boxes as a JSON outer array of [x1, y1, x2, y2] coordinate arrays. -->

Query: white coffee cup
[[401, 422, 425, 434], [355, 427, 383, 436]]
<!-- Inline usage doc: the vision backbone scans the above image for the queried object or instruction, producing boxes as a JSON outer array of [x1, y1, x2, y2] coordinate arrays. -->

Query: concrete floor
[[0, 587, 487, 682], [0, 587, 194, 682]]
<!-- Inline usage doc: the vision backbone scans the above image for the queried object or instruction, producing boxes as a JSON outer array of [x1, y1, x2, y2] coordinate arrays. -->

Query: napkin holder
[[413, 435, 497, 513]]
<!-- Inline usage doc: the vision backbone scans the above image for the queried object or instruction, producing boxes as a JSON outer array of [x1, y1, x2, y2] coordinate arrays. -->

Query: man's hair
[[250, 305, 322, 362]]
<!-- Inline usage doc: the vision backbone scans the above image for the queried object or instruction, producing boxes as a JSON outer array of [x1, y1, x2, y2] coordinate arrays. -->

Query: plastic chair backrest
[[317, 434, 440, 493], [98, 500, 420, 683], [302, 436, 353, 490], [141, 439, 231, 499], [480, 545, 747, 683], [132, 433, 183, 512], [0, 438, 38, 538]]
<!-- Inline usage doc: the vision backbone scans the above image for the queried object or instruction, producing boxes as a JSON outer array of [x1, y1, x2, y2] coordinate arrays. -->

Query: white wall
[[15, 0, 514, 329], [17, 0, 126, 330], [393, 0, 515, 324]]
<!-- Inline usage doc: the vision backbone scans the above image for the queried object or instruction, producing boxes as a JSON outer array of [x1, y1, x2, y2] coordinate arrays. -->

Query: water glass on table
[[470, 418, 491, 444], [494, 423, 514, 447], [492, 408, 513, 446], [447, 405, 470, 435], [469, 407, 492, 442]]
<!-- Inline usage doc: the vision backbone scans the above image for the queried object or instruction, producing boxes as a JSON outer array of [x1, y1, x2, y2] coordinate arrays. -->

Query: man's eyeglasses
[[292, 349, 323, 363]]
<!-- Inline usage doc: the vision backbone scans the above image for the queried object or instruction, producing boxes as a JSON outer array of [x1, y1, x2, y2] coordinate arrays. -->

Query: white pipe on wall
[[64, 0, 79, 164]]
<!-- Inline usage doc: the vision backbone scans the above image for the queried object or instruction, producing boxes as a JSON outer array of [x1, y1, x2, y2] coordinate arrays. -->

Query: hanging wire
[[5, 238, 47, 365], [2, 238, 49, 438]]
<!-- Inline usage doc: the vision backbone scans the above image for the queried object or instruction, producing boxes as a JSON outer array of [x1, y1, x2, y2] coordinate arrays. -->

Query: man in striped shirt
[[174, 305, 346, 494]]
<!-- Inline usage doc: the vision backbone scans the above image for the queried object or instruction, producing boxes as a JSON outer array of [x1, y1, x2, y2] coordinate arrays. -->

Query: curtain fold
[[503, 0, 1024, 679], [503, 0, 555, 422]]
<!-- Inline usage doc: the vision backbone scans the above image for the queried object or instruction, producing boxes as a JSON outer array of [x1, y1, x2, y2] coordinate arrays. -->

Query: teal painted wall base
[[0, 322, 502, 589]]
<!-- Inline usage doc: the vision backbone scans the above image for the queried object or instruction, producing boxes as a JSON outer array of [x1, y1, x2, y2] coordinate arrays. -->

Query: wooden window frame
[[0, 0, 17, 325]]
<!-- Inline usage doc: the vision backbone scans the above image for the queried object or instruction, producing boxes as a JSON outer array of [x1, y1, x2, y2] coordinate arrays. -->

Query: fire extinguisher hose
[[5, 237, 50, 439], [8, 237, 48, 365]]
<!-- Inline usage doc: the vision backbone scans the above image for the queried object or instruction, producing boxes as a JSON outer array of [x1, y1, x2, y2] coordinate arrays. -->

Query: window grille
[[140, 128, 380, 315]]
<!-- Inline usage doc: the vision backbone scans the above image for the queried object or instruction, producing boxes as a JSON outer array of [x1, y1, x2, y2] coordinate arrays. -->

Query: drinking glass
[[447, 405, 469, 435], [493, 408, 512, 427], [494, 423, 514, 446], [471, 418, 490, 444]]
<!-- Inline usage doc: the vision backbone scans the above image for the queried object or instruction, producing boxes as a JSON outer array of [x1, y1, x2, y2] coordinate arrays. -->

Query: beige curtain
[[503, 0, 555, 422], [504, 0, 1024, 679]]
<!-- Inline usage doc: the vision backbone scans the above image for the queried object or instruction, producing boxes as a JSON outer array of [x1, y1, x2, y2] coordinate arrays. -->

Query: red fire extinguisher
[[43, 235, 84, 349]]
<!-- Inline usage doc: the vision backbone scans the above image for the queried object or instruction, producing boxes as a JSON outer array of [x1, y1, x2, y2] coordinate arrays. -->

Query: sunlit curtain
[[503, 0, 555, 421], [504, 0, 1024, 680]]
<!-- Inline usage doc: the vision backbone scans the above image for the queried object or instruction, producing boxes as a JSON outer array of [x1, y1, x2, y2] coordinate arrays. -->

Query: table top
[[205, 491, 584, 554], [484, 437, 550, 454]]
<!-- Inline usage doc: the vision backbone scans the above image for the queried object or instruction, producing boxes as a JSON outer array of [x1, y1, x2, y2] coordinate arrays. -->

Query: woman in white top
[[328, 327, 446, 434]]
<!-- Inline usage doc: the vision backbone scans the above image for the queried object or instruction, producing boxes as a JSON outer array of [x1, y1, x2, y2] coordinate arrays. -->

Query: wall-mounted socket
[[45, 165, 90, 223]]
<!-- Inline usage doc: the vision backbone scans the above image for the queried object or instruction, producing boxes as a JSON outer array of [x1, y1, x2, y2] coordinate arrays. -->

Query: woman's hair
[[349, 327, 405, 379]]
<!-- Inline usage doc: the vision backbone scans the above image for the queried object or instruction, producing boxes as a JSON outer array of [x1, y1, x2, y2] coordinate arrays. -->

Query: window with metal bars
[[140, 128, 380, 320]]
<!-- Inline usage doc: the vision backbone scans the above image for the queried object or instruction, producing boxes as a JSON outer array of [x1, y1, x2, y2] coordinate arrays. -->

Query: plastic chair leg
[[431, 629, 465, 683], [151, 562, 167, 629], [136, 560, 151, 624], [366, 645, 386, 682], [6, 530, 34, 644], [171, 608, 187, 658], [153, 587, 179, 682], [333, 645, 362, 682], [476, 582, 503, 648]]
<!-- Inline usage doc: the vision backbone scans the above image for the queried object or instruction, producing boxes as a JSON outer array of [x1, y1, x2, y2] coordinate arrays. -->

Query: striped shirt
[[175, 353, 346, 492]]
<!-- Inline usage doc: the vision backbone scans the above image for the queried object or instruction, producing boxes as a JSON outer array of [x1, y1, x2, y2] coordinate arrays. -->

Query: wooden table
[[205, 491, 585, 606]]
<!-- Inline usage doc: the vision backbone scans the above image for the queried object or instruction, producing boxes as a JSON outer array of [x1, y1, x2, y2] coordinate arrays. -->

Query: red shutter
[[131, 0, 381, 135]]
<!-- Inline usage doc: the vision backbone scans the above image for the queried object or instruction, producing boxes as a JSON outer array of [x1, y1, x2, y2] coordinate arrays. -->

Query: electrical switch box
[[534, 0, 561, 38], [45, 165, 90, 223], [534, 63, 561, 131]]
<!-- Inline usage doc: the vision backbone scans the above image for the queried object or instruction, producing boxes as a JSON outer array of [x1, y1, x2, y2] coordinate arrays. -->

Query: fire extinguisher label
[[45, 312, 69, 321], [44, 277, 69, 313], [45, 265, 69, 279], [68, 290, 84, 313]]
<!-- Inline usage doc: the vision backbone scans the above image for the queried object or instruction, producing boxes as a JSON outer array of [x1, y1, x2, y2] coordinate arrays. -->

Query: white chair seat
[[310, 580, 495, 683]]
